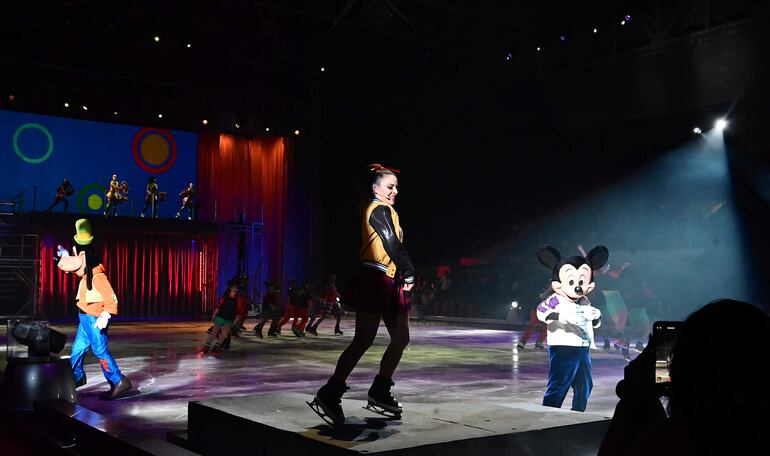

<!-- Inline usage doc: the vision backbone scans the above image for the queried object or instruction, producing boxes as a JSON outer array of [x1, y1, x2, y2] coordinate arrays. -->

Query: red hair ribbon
[[369, 163, 400, 173]]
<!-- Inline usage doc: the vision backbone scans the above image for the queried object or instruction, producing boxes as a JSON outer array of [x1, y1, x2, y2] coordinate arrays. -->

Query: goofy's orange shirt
[[76, 264, 118, 317]]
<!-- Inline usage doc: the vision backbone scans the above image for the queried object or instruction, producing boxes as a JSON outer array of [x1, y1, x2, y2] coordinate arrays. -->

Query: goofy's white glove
[[94, 311, 112, 330]]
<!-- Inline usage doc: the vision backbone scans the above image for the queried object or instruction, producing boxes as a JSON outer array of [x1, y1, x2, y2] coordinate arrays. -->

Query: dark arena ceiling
[[1, 1, 764, 133]]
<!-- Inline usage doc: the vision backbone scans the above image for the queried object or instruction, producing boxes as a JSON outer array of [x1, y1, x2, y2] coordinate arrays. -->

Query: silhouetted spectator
[[599, 299, 770, 455]]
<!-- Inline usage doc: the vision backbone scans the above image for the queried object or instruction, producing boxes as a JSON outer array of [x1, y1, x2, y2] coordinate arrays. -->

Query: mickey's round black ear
[[586, 245, 609, 270], [536, 245, 561, 269]]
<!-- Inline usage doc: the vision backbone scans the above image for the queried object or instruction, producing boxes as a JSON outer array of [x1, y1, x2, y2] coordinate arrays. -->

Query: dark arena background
[[1, 2, 769, 455]]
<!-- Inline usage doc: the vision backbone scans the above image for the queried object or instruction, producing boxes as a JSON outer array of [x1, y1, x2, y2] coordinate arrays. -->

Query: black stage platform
[[0, 211, 221, 236], [188, 393, 609, 455]]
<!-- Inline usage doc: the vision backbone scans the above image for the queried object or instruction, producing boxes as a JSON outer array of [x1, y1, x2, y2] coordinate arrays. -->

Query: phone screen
[[654, 321, 680, 384]]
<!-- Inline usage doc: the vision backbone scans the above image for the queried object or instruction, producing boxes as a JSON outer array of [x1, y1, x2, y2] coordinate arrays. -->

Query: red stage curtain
[[38, 133, 291, 319], [39, 229, 217, 318], [198, 133, 290, 289]]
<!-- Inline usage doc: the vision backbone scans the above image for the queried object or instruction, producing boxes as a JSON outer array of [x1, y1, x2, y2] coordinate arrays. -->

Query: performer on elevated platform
[[175, 182, 196, 220], [104, 174, 120, 217], [47, 178, 75, 213], [140, 176, 160, 218]]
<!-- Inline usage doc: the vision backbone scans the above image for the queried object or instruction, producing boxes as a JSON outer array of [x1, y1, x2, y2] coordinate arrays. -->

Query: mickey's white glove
[[584, 306, 601, 320], [94, 311, 111, 329]]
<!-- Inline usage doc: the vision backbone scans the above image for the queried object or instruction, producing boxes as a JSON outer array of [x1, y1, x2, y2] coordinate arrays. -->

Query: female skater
[[308, 164, 415, 426], [200, 282, 246, 354]]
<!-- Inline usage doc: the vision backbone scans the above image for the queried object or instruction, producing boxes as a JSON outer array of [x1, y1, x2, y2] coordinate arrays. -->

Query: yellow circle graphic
[[88, 194, 103, 210], [141, 134, 170, 165]]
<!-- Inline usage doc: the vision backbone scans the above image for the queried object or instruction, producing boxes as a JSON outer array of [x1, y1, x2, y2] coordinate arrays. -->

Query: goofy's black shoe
[[74, 374, 87, 388], [101, 375, 132, 400]]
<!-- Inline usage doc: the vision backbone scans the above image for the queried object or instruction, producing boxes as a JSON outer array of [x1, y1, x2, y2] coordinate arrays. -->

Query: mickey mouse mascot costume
[[56, 218, 132, 400], [536, 244, 608, 412]]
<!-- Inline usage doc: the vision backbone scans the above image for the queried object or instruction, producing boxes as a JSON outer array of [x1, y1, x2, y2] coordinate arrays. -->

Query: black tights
[[331, 311, 409, 383]]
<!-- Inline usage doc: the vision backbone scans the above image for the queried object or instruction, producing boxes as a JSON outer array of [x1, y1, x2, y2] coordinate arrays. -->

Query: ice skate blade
[[363, 403, 402, 420], [307, 398, 344, 427]]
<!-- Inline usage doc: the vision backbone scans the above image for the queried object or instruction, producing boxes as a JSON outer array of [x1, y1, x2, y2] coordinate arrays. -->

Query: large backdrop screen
[[0, 109, 198, 218]]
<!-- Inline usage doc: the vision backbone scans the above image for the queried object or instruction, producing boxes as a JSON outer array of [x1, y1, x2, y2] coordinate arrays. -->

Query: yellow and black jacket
[[360, 200, 415, 283]]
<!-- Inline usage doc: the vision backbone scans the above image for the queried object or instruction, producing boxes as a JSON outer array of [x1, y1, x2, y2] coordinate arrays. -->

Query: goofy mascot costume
[[57, 218, 132, 400]]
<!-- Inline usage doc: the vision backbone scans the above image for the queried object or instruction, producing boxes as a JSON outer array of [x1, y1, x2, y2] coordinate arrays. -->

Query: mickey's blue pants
[[70, 313, 123, 385], [543, 346, 592, 412]]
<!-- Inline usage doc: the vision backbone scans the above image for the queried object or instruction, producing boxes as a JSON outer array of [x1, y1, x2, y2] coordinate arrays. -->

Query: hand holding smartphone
[[653, 320, 681, 393]]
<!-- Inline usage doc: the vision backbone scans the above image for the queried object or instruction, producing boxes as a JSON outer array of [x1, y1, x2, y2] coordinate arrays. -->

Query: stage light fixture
[[64, 102, 69, 108], [505, 52, 512, 61], [2, 320, 75, 411], [82, 105, 88, 111], [624, 15, 632, 21], [693, 127, 702, 134], [321, 67, 325, 71], [294, 129, 300, 136], [510, 301, 519, 309], [621, 20, 626, 25], [560, 35, 566, 41], [202, 119, 208, 125], [11, 321, 66, 357], [265, 127, 270, 132], [234, 123, 240, 129], [593, 28, 598, 33], [187, 43, 191, 48], [154, 36, 160, 42], [158, 113, 163, 119], [715, 118, 727, 130], [9, 94, 15, 101], [113, 111, 118, 115], [536, 46, 541, 51]]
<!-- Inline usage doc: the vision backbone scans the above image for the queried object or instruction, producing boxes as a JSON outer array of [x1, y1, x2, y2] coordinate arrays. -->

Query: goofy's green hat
[[74, 218, 94, 245]]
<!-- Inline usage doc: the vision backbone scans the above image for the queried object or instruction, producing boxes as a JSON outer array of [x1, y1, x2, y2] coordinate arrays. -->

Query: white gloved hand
[[94, 311, 112, 330], [585, 306, 601, 320], [56, 244, 70, 257]]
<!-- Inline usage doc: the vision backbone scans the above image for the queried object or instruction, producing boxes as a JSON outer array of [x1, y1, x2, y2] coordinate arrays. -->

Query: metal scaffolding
[[218, 222, 265, 314], [0, 231, 39, 317]]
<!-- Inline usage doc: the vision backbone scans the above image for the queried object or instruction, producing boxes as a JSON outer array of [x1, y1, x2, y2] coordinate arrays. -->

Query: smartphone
[[653, 321, 681, 387]]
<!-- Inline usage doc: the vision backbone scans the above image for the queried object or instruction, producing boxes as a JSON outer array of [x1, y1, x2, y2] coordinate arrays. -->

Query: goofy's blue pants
[[542, 345, 592, 412], [70, 312, 123, 385]]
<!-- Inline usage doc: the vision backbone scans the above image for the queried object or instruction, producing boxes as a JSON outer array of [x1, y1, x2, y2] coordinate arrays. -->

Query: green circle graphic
[[13, 123, 54, 164], [76, 183, 107, 213]]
